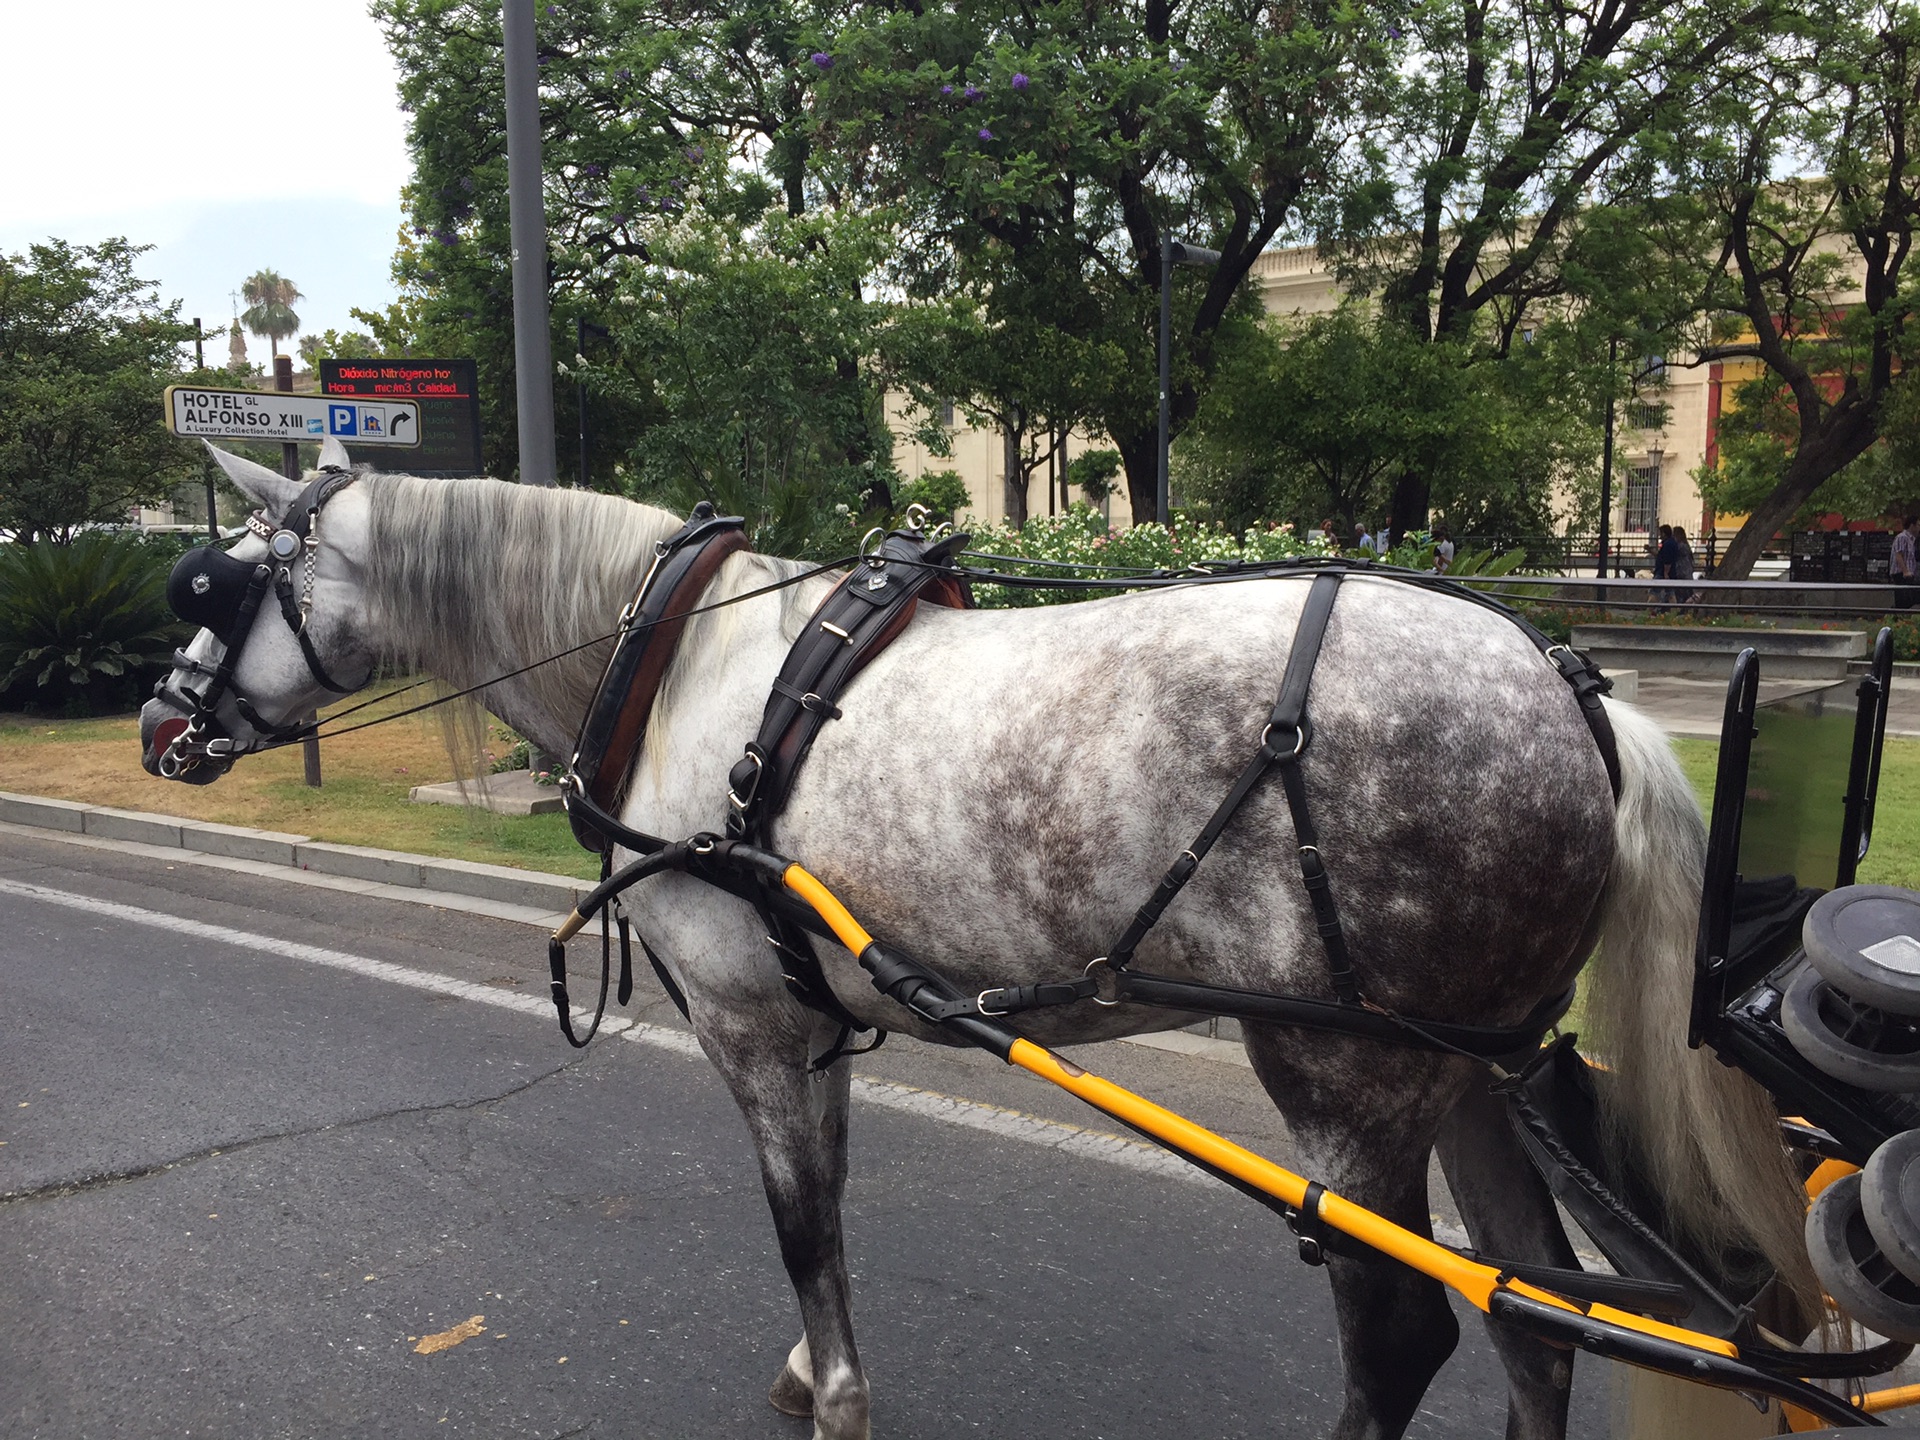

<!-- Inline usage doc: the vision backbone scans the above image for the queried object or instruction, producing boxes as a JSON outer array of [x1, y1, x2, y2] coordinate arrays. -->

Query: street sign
[[165, 386, 421, 446], [319, 359, 484, 476]]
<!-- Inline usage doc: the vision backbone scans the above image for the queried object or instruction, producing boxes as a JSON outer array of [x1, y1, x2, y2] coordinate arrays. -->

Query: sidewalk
[[1628, 672, 1920, 740]]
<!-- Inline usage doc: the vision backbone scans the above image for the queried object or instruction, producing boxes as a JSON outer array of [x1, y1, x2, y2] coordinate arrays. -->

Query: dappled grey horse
[[139, 442, 1812, 1440]]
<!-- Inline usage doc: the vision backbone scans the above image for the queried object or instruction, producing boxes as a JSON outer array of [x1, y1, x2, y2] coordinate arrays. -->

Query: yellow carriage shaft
[[779, 862, 1729, 1356]]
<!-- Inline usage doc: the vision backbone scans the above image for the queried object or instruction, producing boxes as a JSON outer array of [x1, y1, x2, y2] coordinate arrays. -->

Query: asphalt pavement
[[0, 827, 1611, 1440]]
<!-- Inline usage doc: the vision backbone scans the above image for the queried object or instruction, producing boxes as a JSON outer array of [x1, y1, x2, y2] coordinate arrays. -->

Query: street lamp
[[1598, 336, 1617, 578], [1159, 232, 1221, 527]]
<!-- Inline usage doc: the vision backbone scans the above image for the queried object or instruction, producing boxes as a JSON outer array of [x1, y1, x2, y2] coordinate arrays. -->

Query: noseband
[[153, 466, 365, 777]]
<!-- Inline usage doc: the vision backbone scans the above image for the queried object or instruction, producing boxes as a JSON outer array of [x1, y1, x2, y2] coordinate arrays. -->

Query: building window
[[1627, 400, 1665, 432], [1624, 463, 1661, 534], [939, 398, 956, 428]]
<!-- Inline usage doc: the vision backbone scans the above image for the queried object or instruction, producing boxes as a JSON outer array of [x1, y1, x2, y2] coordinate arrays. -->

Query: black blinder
[[167, 546, 265, 645]]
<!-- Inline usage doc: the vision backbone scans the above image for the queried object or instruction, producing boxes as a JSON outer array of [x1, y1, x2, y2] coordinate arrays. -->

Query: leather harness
[[553, 531, 1620, 1068]]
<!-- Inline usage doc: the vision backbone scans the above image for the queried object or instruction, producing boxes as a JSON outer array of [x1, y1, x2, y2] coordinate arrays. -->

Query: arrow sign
[[165, 386, 421, 446]]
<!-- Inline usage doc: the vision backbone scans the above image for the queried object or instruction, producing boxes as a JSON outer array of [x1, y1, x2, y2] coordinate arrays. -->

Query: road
[[0, 827, 1609, 1439]]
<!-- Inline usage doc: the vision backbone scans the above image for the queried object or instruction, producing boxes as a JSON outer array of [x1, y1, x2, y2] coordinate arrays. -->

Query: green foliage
[[298, 329, 379, 368], [0, 239, 200, 541], [896, 469, 971, 524], [1178, 306, 1600, 543], [1065, 448, 1121, 503], [588, 208, 897, 559], [964, 506, 1333, 607], [0, 532, 189, 714]]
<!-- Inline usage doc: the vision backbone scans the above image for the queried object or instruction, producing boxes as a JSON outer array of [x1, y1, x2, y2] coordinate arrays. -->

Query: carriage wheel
[[1865, 1131, 1920, 1288], [1782, 967, 1920, 1093], [1803, 885, 1920, 1018], [1806, 1172, 1920, 1343]]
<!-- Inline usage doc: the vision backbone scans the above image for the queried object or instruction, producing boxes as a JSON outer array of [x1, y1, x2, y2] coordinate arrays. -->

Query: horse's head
[[141, 437, 377, 783]]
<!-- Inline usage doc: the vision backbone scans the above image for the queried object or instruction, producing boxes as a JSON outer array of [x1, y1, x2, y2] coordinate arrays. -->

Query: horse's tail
[[1583, 697, 1819, 1307]]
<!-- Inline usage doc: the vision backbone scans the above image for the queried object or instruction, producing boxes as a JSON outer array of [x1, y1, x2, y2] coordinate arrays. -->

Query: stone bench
[[1571, 624, 1868, 680]]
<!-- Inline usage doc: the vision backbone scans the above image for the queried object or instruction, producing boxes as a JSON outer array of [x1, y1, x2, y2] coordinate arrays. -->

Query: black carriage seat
[[1690, 633, 1910, 1164], [1505, 634, 1906, 1350]]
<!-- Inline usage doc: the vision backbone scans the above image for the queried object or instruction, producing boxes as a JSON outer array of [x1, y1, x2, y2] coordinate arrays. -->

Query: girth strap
[[1106, 572, 1356, 1001]]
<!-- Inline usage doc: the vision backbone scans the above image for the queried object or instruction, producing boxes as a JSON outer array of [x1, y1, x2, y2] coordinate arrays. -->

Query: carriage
[[140, 439, 1920, 1436]]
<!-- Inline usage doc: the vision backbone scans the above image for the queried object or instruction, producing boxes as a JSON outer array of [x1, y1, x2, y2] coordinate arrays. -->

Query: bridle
[[151, 465, 368, 779]]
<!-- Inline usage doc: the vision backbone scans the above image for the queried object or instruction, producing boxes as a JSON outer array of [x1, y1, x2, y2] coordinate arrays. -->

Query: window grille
[[1624, 464, 1661, 534]]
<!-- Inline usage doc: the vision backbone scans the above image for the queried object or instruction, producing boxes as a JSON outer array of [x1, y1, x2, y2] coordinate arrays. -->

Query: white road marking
[[0, 875, 1220, 1193]]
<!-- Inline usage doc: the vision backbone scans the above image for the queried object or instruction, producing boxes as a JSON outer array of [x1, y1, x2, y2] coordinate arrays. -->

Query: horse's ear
[[317, 435, 353, 471], [204, 441, 303, 513]]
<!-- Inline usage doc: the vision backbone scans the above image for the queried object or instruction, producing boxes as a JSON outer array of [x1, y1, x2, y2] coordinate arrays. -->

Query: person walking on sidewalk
[[1894, 516, 1919, 610]]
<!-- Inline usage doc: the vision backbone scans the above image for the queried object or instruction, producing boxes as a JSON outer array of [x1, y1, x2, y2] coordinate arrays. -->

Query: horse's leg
[[696, 1003, 867, 1440], [1436, 1080, 1577, 1440], [1245, 1029, 1466, 1440]]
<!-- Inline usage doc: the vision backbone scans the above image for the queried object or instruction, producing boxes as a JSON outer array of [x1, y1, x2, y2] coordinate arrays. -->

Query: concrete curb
[[0, 789, 589, 915]]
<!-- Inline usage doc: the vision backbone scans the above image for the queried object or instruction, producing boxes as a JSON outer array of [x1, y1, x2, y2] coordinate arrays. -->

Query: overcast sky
[[0, 1, 414, 360]]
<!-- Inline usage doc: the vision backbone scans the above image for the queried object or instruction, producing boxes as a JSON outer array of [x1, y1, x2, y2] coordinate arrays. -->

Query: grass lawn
[[0, 685, 601, 881], [1670, 736, 1920, 892]]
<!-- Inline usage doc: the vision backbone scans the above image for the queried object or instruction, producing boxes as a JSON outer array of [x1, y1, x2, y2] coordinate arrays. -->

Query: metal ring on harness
[[1260, 722, 1309, 759], [1086, 956, 1122, 1006], [859, 526, 888, 560], [727, 750, 765, 814]]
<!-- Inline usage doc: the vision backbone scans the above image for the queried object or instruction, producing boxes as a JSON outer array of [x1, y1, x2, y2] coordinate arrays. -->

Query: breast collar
[[564, 501, 753, 855], [154, 466, 366, 777]]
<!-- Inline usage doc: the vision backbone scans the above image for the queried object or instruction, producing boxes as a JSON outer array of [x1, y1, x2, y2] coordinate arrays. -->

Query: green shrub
[[896, 469, 972, 525], [965, 506, 1334, 608], [0, 532, 189, 714]]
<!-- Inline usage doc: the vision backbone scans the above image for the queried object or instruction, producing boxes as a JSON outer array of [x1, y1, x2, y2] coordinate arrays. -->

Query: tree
[[1319, 0, 1795, 530], [585, 206, 898, 558], [240, 268, 303, 359], [1671, 0, 1920, 577], [0, 239, 199, 541], [298, 329, 378, 368], [810, 0, 1382, 523], [1180, 304, 1602, 548]]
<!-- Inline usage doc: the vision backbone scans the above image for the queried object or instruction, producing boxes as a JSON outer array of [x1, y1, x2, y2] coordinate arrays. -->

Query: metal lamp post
[[504, 0, 557, 487], [1158, 232, 1222, 527], [1597, 336, 1618, 579]]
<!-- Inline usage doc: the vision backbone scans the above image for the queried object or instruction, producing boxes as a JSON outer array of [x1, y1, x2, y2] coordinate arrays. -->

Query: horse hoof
[[769, 1362, 814, 1418]]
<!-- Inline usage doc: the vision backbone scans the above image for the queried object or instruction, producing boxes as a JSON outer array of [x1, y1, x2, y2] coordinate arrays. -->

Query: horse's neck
[[362, 475, 684, 756]]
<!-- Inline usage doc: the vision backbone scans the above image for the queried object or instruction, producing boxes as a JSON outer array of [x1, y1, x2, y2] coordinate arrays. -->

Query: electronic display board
[[320, 358, 484, 476]]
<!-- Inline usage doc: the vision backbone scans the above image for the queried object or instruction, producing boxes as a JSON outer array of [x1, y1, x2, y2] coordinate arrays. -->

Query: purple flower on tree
[[1386, 20, 1403, 37], [617, 67, 632, 81], [686, 145, 704, 162], [810, 52, 833, 70], [978, 127, 993, 140], [963, 84, 981, 102], [546, 4, 558, 13], [1011, 72, 1028, 90], [940, 84, 953, 95]]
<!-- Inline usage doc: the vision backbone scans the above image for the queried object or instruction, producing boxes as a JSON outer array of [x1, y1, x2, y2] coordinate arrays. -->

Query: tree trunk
[[1712, 421, 1880, 579], [1116, 428, 1158, 526], [1002, 414, 1028, 529]]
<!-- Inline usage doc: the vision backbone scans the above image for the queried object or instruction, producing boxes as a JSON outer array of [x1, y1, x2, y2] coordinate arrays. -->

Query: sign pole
[[276, 356, 323, 789], [194, 318, 217, 540]]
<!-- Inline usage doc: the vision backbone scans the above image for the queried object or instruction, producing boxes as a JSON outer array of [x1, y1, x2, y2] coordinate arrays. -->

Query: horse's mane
[[360, 472, 816, 756]]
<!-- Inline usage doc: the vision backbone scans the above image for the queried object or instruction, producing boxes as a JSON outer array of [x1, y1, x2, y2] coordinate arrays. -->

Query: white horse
[[139, 442, 1811, 1440]]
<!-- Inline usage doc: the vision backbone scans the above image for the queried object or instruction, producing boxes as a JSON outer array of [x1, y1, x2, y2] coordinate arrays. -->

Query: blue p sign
[[327, 404, 359, 436]]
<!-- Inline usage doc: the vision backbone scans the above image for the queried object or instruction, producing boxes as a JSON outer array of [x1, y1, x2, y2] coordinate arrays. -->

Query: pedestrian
[[1894, 516, 1919, 610], [1315, 517, 1336, 548], [1432, 525, 1456, 575], [1354, 522, 1376, 555], [1672, 525, 1697, 606], [1654, 524, 1678, 608], [1379, 513, 1396, 553]]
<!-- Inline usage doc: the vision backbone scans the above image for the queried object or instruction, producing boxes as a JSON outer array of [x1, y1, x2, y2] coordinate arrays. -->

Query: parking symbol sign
[[327, 404, 359, 436]]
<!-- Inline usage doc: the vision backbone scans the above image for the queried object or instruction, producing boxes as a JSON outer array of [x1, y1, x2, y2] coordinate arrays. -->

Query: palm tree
[[239, 269, 302, 359]]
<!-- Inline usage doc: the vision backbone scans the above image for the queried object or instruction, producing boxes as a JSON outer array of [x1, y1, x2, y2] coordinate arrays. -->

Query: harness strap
[[1106, 573, 1352, 1004]]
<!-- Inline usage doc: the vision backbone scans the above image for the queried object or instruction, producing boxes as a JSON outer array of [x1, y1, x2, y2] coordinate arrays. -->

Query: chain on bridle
[[151, 466, 368, 779]]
